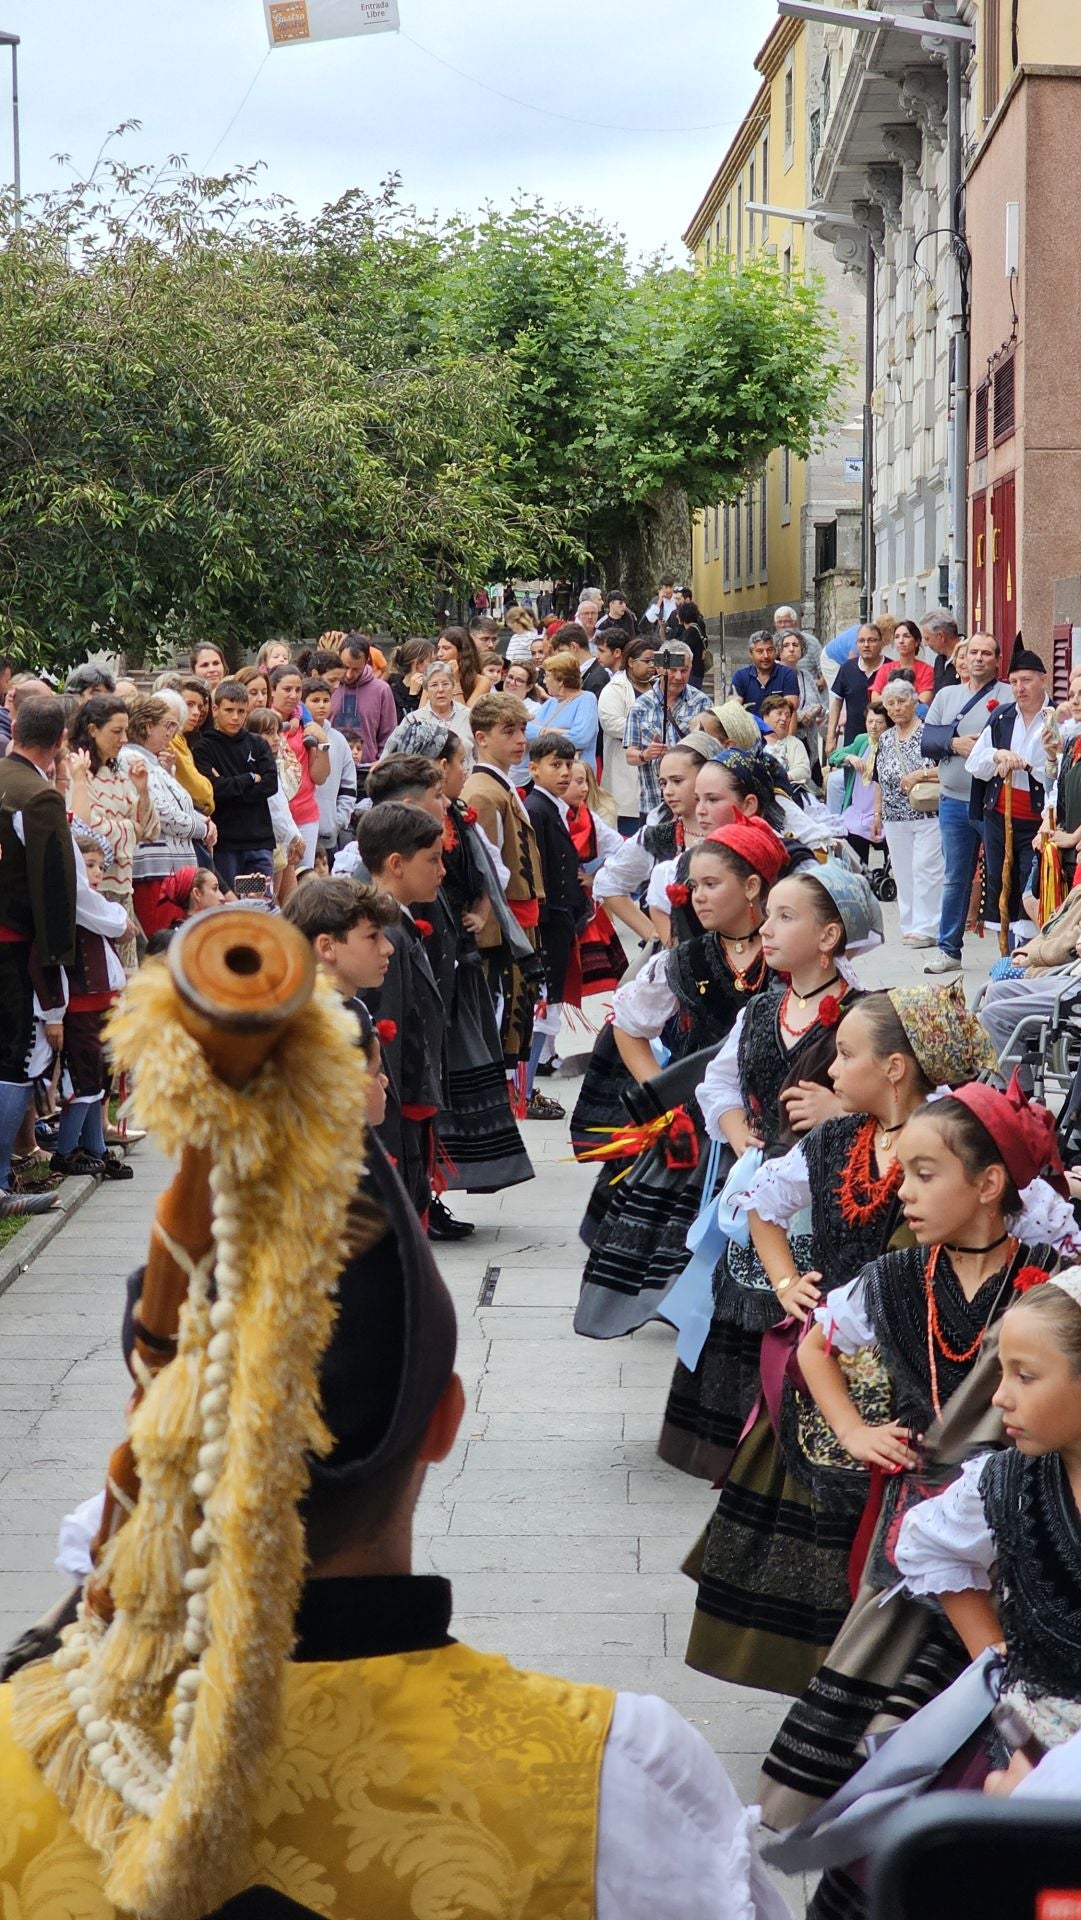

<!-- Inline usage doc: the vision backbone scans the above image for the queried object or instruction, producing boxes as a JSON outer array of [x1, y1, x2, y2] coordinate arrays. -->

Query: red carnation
[[818, 994, 843, 1029], [1013, 1265, 1049, 1294], [375, 1019, 398, 1045], [986, 700, 999, 712], [413, 918, 434, 938], [666, 882, 690, 907], [463, 805, 478, 826]]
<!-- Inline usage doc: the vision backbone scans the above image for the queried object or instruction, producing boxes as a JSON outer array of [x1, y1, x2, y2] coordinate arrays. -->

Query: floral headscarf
[[887, 980, 999, 1089]]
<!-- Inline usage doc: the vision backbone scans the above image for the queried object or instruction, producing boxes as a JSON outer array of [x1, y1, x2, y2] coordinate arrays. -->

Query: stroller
[[866, 839, 896, 902]]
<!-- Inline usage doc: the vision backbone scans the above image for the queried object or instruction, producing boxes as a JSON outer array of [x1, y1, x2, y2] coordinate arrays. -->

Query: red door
[[970, 488, 987, 633], [990, 473, 1016, 649]]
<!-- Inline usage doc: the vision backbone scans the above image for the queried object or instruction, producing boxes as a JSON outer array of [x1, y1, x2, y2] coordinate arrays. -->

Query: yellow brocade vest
[[0, 1645, 615, 1919]]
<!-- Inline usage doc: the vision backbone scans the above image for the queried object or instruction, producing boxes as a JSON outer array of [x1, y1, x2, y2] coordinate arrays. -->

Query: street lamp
[[0, 30, 19, 229], [775, 1, 972, 40]]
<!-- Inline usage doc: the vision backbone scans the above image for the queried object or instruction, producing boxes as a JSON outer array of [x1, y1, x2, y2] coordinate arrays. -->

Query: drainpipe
[[946, 33, 969, 631], [861, 233, 876, 621]]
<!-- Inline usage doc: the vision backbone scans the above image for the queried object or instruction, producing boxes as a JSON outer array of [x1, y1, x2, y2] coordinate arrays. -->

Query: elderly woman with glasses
[[872, 676, 945, 944]]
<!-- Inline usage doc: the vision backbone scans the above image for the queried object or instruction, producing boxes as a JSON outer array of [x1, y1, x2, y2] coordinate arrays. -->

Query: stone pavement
[[0, 908, 996, 1915]]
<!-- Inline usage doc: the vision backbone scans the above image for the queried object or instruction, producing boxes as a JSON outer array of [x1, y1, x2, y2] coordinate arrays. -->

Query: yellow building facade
[[687, 19, 864, 642]]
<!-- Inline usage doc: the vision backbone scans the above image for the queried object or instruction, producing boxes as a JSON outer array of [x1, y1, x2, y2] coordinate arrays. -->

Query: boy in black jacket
[[192, 679, 279, 889], [523, 731, 589, 1116], [354, 802, 473, 1242]]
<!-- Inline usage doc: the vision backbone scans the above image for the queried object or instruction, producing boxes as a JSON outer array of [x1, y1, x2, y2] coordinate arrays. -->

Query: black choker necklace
[[788, 972, 841, 1010], [944, 1231, 1010, 1256]]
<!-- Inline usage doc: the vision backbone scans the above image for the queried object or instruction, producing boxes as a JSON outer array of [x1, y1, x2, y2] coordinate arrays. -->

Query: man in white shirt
[[598, 636, 657, 834], [965, 636, 1051, 944], [644, 573, 681, 637]]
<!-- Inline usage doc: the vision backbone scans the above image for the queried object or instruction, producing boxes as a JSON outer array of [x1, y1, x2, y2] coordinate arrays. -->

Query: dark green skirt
[[683, 1405, 860, 1699]]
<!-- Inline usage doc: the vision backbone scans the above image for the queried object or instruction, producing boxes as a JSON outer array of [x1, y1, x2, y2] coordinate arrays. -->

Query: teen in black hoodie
[[192, 678, 279, 887]]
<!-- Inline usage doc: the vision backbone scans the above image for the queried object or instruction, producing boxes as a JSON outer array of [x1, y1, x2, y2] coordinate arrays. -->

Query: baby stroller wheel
[[878, 872, 897, 902]]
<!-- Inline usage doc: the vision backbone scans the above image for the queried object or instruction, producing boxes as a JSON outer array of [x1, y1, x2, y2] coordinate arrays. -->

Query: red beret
[[700, 816, 789, 888], [949, 1071, 1066, 1196]]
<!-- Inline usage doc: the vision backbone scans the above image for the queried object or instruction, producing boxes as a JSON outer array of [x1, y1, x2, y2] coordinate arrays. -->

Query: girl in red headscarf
[[681, 988, 998, 1707], [758, 1077, 1080, 1897], [573, 817, 787, 1341]]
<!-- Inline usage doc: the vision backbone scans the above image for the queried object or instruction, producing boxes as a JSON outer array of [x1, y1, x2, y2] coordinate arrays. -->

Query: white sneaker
[[907, 935, 937, 949], [924, 949, 962, 974]]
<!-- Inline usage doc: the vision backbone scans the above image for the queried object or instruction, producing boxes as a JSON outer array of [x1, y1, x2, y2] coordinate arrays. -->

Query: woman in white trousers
[[872, 680, 945, 944]]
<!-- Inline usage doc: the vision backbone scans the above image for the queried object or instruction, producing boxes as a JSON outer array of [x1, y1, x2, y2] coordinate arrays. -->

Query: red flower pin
[[818, 994, 843, 1029], [666, 882, 690, 907], [462, 805, 478, 826], [413, 918, 433, 938], [375, 1019, 397, 1045], [986, 700, 999, 712], [1013, 1265, 1049, 1294]]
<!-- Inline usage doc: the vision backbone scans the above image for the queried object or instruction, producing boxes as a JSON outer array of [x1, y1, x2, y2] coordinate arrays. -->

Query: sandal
[[525, 1091, 566, 1121], [50, 1149, 106, 1179], [101, 1150, 134, 1181]]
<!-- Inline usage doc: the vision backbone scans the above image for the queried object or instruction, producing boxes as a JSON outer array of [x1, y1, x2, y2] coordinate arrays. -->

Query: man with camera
[[622, 640, 712, 818]]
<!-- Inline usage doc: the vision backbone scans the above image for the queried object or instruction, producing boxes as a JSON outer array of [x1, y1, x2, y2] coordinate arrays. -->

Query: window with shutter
[[993, 355, 1015, 444], [974, 381, 989, 458]]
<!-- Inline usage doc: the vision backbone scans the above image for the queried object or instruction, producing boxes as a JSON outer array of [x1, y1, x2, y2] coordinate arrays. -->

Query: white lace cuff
[[812, 1272, 875, 1354], [894, 1454, 996, 1596], [699, 1014, 746, 1139], [1007, 1177, 1081, 1256], [646, 856, 679, 914], [611, 950, 677, 1040], [744, 1143, 811, 1227]]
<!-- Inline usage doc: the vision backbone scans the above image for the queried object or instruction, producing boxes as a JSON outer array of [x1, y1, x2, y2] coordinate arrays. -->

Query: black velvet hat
[[1008, 633, 1047, 675], [123, 1138, 457, 1493]]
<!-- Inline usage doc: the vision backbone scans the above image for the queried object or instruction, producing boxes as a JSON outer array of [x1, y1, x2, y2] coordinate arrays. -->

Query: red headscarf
[[703, 817, 789, 888], [949, 1071, 1067, 1196]]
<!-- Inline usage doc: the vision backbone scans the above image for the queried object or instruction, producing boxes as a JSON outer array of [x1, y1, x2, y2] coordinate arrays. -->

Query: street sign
[[264, 0, 400, 47], [842, 454, 864, 484]]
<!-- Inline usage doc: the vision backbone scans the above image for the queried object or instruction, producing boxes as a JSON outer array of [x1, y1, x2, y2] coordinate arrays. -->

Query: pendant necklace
[[778, 973, 842, 1035]]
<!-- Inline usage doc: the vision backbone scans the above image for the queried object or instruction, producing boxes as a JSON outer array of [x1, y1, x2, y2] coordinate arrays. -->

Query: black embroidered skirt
[[682, 1402, 860, 1698], [570, 1023, 638, 1249], [656, 1235, 801, 1481], [573, 1119, 722, 1339], [439, 954, 534, 1195]]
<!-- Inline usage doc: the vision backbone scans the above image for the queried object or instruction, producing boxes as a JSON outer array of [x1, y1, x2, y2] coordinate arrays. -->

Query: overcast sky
[[1, 0, 778, 260]]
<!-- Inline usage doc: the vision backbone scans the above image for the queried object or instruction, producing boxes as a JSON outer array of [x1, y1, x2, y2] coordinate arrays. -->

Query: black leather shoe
[[427, 1197, 476, 1241]]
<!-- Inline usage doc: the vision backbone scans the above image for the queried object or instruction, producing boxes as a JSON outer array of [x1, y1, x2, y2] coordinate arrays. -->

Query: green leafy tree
[[0, 160, 558, 670], [435, 205, 850, 604], [0, 157, 848, 671]]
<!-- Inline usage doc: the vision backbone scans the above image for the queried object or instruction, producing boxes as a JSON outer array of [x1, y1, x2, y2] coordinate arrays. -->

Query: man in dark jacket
[[192, 678, 279, 888], [0, 696, 77, 1212]]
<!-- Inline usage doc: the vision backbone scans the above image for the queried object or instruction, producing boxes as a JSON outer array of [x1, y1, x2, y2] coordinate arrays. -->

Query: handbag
[[920, 686, 990, 763], [908, 779, 940, 814]]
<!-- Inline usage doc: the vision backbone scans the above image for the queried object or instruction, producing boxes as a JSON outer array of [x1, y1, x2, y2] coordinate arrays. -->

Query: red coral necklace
[[837, 1116, 903, 1227], [924, 1239, 1018, 1417]]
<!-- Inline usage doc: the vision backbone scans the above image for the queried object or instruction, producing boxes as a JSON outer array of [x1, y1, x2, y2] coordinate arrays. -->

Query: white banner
[[265, 0, 399, 48]]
